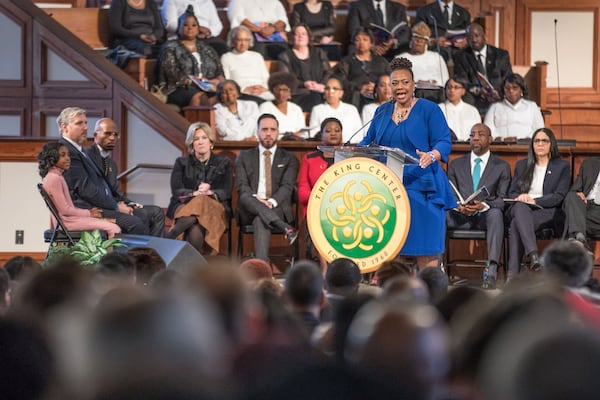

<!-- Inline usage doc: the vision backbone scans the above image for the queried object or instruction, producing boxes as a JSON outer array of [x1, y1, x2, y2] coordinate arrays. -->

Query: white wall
[[0, 162, 49, 252]]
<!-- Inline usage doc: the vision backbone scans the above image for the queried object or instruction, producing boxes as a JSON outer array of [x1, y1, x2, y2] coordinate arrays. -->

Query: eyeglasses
[[325, 87, 342, 92], [102, 131, 119, 138], [447, 85, 464, 90], [533, 139, 551, 145]]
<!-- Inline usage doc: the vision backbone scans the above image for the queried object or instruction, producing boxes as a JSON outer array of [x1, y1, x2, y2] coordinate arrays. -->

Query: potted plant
[[45, 230, 126, 267]]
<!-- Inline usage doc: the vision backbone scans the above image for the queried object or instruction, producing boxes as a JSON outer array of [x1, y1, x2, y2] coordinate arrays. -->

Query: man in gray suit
[[235, 113, 299, 261], [446, 123, 511, 289]]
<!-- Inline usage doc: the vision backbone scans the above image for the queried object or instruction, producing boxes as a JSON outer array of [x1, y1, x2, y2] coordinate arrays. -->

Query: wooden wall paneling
[[0, 97, 30, 137], [33, 23, 113, 99], [480, 0, 516, 59], [0, 1, 32, 98], [31, 98, 112, 137]]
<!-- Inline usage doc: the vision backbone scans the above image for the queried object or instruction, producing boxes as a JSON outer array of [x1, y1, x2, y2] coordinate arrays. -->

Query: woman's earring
[[210, 145, 214, 149]]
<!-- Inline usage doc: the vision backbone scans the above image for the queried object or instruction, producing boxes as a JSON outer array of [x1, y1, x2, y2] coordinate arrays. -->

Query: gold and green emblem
[[307, 157, 410, 273]]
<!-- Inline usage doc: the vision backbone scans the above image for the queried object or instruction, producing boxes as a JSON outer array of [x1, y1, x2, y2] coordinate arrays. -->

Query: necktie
[[264, 150, 272, 198], [443, 4, 450, 25], [477, 52, 486, 76], [375, 0, 384, 26], [473, 158, 482, 192], [102, 156, 109, 176]]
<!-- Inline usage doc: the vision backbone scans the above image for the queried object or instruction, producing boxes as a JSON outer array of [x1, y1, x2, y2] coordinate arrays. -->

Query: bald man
[[85, 118, 165, 237], [446, 123, 511, 289]]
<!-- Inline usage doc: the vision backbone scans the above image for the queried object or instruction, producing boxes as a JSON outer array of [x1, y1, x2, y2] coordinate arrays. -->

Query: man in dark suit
[[447, 123, 511, 289], [347, 0, 411, 60], [453, 23, 513, 114], [415, 0, 471, 61], [57, 107, 148, 235], [563, 157, 600, 250], [235, 113, 299, 261], [86, 118, 165, 237]]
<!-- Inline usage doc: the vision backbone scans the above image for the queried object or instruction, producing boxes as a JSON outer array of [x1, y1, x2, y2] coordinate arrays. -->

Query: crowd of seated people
[[98, 0, 550, 146], [4, 238, 600, 399]]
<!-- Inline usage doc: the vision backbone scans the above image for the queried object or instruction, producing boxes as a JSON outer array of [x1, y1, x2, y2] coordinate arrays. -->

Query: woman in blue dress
[[359, 57, 456, 269]]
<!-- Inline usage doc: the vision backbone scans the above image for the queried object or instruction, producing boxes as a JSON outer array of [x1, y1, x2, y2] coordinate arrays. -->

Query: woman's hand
[[416, 149, 440, 169], [140, 34, 157, 44], [515, 193, 535, 204], [90, 208, 103, 218], [198, 26, 211, 39]]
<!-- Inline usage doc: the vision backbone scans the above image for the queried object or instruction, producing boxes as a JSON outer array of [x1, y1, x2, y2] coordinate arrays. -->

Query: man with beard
[[446, 123, 511, 289], [86, 118, 165, 237], [235, 113, 299, 261]]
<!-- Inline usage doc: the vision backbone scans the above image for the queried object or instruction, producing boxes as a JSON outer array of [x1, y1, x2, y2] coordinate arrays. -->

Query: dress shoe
[[529, 252, 541, 272], [568, 237, 594, 257], [482, 276, 496, 290], [285, 228, 298, 245]]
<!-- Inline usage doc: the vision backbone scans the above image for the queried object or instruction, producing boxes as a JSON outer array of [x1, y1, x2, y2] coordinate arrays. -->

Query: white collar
[[62, 135, 82, 152]]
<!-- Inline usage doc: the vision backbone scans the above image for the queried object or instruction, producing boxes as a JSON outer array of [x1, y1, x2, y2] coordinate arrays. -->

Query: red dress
[[298, 151, 333, 217]]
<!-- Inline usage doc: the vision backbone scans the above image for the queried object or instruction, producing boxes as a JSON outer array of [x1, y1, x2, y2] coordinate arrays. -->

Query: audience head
[[324, 76, 344, 106], [228, 25, 254, 51], [513, 329, 600, 400], [529, 127, 559, 161], [93, 118, 120, 152], [256, 113, 280, 148], [57, 107, 87, 144], [291, 23, 313, 48], [444, 77, 468, 105], [374, 260, 414, 287], [38, 142, 68, 178], [502, 73, 528, 103], [176, 5, 199, 39], [466, 23, 486, 51], [284, 260, 324, 308], [417, 267, 449, 303], [410, 22, 431, 55], [0, 267, 11, 313], [352, 27, 374, 53], [319, 117, 343, 146], [345, 300, 449, 399], [95, 252, 137, 287], [126, 247, 167, 287], [268, 71, 297, 98], [332, 292, 374, 362], [185, 121, 215, 154], [216, 79, 241, 106], [469, 123, 493, 155], [239, 258, 274, 281], [325, 258, 361, 296], [435, 285, 487, 324], [380, 275, 429, 303], [0, 318, 54, 400], [541, 240, 593, 288], [373, 74, 392, 103], [3, 255, 42, 283]]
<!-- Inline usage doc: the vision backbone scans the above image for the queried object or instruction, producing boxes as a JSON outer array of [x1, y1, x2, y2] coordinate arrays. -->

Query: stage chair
[[236, 188, 300, 264], [37, 183, 107, 251], [444, 228, 508, 282]]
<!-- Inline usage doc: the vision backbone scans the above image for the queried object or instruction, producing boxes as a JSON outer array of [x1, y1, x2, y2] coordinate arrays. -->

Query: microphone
[[553, 18, 564, 140], [344, 98, 395, 146]]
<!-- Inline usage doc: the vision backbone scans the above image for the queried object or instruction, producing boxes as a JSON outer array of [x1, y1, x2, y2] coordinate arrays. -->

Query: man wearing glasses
[[85, 118, 165, 237]]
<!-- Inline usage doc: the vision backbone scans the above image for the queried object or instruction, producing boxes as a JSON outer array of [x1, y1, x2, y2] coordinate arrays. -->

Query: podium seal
[[307, 157, 410, 273]]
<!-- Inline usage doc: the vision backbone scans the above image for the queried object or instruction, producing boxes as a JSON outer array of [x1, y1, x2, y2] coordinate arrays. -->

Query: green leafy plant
[[45, 230, 126, 267]]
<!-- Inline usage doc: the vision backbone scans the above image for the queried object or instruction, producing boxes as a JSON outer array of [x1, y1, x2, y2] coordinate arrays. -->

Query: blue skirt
[[400, 188, 446, 256]]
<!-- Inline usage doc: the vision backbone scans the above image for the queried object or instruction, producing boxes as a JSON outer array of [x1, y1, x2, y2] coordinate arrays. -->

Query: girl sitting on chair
[[38, 142, 121, 238]]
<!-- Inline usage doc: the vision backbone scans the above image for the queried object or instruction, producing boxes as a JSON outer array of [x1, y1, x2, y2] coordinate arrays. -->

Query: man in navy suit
[[453, 23, 513, 114], [347, 0, 411, 59], [446, 123, 511, 289], [563, 157, 600, 251], [57, 107, 148, 235], [86, 118, 165, 237], [235, 113, 299, 261], [415, 0, 471, 61]]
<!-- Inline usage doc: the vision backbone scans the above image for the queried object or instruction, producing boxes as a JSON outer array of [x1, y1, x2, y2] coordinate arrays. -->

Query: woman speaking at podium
[[359, 57, 456, 269]]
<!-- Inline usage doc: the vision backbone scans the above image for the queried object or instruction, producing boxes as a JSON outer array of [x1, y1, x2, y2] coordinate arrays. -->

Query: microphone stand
[[429, 15, 447, 98], [343, 99, 395, 146], [554, 19, 564, 140]]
